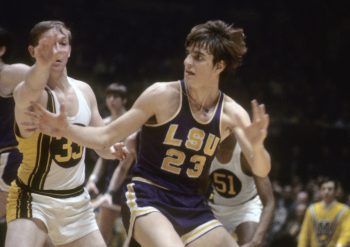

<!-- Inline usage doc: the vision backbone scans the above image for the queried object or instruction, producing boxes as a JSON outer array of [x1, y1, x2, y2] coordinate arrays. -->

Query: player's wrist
[[106, 189, 116, 195]]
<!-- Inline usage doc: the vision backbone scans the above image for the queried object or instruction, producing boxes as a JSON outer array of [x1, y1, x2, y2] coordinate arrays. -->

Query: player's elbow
[[253, 166, 271, 178], [97, 127, 115, 150]]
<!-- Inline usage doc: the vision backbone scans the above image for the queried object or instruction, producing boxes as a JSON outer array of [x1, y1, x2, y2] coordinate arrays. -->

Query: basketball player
[[0, 26, 30, 217], [5, 20, 125, 247], [31, 20, 271, 247], [209, 133, 275, 246], [0, 25, 30, 247]]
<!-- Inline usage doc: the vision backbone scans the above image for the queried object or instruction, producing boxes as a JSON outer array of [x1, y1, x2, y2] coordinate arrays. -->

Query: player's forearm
[[250, 146, 271, 177], [14, 65, 50, 108], [88, 158, 104, 183], [252, 199, 275, 244], [66, 124, 113, 151], [108, 153, 135, 192], [108, 164, 127, 192], [25, 64, 50, 91], [95, 147, 116, 160]]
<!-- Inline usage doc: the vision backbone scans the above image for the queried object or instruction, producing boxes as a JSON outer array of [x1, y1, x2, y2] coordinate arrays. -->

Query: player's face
[[320, 181, 336, 203], [43, 27, 71, 72], [105, 94, 125, 113], [184, 45, 219, 85]]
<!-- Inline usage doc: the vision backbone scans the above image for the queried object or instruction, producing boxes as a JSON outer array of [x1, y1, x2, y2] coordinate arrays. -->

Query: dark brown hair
[[319, 177, 338, 191], [185, 20, 247, 71], [29, 20, 72, 46], [105, 83, 128, 99]]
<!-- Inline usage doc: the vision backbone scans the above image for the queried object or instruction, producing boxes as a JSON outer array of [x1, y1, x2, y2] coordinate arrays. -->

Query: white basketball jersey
[[209, 143, 258, 206], [16, 77, 91, 191], [44, 77, 91, 189]]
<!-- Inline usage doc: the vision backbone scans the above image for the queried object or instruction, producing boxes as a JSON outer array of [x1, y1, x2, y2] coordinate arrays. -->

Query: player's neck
[[185, 81, 219, 113], [48, 69, 68, 89], [322, 199, 335, 208]]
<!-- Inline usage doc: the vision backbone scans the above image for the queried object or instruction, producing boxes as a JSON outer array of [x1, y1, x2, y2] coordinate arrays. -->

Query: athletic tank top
[[15, 77, 91, 193], [132, 80, 224, 195], [210, 143, 258, 206]]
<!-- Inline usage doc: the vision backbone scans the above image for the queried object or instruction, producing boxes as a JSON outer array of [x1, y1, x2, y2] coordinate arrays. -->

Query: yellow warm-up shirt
[[298, 201, 350, 247]]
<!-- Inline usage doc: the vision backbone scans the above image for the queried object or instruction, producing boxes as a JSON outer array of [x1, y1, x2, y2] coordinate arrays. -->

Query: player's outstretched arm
[[232, 99, 271, 177], [29, 82, 162, 152]]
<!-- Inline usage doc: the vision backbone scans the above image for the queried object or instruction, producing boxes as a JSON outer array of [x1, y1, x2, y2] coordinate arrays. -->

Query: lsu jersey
[[131, 80, 224, 195]]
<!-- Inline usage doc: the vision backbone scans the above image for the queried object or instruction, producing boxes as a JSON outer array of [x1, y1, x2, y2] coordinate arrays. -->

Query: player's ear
[[28, 45, 35, 58], [215, 60, 226, 74]]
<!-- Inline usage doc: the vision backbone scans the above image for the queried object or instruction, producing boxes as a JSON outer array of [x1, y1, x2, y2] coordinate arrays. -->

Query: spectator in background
[[298, 178, 350, 247], [86, 82, 128, 245]]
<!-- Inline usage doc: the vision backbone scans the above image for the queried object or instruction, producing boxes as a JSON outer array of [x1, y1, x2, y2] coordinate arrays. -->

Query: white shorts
[[7, 185, 98, 245], [209, 196, 263, 234]]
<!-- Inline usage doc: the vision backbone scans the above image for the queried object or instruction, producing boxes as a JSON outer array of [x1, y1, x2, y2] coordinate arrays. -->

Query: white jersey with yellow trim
[[209, 143, 259, 206], [16, 77, 91, 192]]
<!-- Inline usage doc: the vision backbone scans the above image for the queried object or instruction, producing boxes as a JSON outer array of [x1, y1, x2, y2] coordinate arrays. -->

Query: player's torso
[[133, 80, 224, 195], [16, 77, 92, 191]]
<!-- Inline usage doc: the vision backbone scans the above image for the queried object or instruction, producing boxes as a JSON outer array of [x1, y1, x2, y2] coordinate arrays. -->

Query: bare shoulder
[[142, 81, 179, 98], [69, 77, 93, 93], [223, 95, 247, 117], [133, 81, 180, 124], [0, 63, 30, 96], [152, 81, 180, 102], [222, 95, 250, 135], [69, 77, 96, 101], [135, 80, 180, 107]]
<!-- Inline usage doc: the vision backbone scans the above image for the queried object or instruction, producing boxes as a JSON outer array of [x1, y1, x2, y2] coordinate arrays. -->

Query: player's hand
[[86, 181, 99, 196], [91, 193, 113, 209], [239, 99, 269, 150], [111, 142, 129, 161], [33, 29, 68, 68], [28, 101, 69, 138]]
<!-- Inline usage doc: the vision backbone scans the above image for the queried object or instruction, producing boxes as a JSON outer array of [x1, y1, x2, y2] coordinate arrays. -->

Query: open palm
[[30, 101, 69, 138], [243, 100, 269, 149]]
